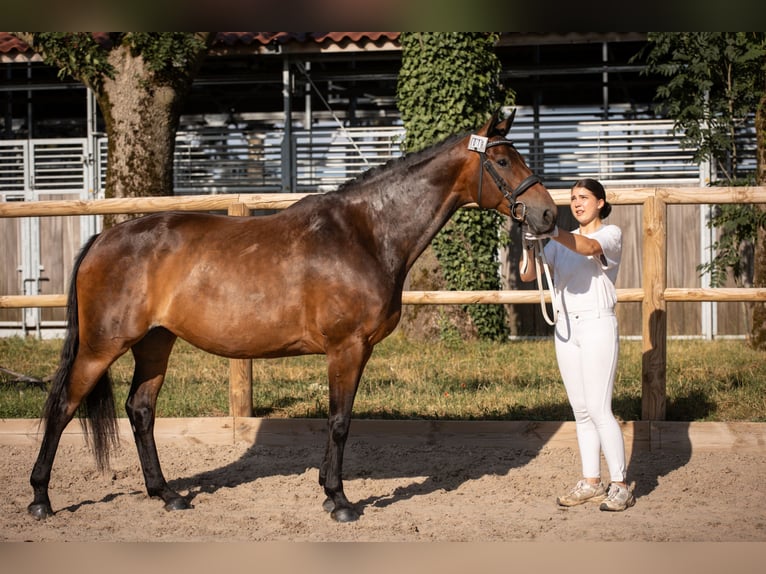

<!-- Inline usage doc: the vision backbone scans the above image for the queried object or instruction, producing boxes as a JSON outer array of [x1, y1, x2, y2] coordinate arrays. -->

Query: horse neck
[[361, 147, 470, 276]]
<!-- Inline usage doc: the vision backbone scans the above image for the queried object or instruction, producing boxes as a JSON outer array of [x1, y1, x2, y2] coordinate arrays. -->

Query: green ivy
[[397, 32, 514, 340]]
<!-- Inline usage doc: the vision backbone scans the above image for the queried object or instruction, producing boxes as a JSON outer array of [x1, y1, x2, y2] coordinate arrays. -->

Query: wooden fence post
[[227, 202, 253, 417], [641, 195, 667, 420]]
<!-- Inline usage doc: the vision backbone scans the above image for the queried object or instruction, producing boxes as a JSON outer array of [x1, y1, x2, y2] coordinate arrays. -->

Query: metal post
[[305, 61, 313, 187], [82, 87, 100, 243], [282, 58, 293, 193], [700, 203, 716, 340], [602, 41, 609, 120], [699, 92, 716, 340]]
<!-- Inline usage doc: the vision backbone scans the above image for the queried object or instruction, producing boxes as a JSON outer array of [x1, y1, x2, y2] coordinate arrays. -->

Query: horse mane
[[332, 130, 469, 195]]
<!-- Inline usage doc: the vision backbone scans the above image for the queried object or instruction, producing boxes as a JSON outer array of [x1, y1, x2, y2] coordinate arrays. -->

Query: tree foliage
[[397, 32, 514, 340], [638, 32, 765, 180], [638, 32, 766, 348], [638, 33, 766, 282], [16, 33, 210, 93], [13, 33, 213, 226]]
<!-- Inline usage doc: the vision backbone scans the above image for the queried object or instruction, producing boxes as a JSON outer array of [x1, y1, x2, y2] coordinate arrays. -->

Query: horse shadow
[[60, 491, 138, 515], [163, 429, 547, 518], [166, 387, 710, 516], [167, 414, 554, 515]]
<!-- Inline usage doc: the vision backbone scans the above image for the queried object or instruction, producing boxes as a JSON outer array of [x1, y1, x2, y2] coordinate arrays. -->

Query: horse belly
[[160, 277, 322, 359]]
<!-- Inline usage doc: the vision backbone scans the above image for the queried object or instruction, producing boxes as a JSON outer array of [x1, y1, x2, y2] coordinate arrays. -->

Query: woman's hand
[[523, 225, 558, 242]]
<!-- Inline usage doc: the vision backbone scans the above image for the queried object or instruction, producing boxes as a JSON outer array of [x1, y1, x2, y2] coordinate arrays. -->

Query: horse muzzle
[[507, 175, 557, 234]]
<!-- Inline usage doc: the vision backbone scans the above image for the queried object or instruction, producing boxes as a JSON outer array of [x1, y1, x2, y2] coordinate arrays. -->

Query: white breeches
[[554, 310, 626, 482]]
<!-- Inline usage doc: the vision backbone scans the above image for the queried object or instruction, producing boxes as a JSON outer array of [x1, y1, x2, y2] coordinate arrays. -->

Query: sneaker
[[556, 480, 607, 507], [599, 482, 636, 512]]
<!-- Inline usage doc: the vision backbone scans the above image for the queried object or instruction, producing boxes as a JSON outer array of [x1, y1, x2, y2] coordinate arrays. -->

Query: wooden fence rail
[[3, 186, 766, 420]]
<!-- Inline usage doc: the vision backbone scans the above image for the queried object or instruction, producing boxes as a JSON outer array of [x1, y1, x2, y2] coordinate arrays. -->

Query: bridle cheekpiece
[[467, 134, 541, 224]]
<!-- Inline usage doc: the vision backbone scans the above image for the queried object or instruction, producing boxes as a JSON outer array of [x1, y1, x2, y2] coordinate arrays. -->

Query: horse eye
[[497, 158, 508, 167]]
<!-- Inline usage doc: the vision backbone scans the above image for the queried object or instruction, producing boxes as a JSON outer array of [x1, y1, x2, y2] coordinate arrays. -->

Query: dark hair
[[573, 178, 611, 219]]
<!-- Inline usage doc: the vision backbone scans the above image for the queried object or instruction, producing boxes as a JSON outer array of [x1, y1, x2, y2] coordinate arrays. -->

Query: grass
[[1, 333, 765, 422]]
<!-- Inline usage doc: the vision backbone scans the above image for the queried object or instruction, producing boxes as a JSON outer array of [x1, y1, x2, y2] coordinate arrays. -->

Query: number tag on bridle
[[467, 135, 488, 153]]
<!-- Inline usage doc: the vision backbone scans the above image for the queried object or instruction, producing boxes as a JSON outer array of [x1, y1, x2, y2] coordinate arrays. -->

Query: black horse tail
[[41, 234, 118, 471]]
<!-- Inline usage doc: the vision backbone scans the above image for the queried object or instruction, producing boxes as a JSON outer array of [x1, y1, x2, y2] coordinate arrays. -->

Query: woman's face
[[570, 186, 604, 226]]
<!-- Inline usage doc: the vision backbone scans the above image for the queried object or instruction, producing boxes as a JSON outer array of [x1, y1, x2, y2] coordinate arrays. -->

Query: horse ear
[[489, 108, 514, 138], [482, 109, 504, 137], [497, 108, 516, 137], [487, 109, 501, 135], [481, 109, 515, 137]]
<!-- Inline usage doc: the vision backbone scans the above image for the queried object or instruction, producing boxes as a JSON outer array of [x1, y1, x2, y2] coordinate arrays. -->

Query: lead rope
[[521, 239, 558, 326]]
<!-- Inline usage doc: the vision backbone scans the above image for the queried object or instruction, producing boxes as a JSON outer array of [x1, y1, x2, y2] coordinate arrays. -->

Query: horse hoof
[[331, 507, 359, 523], [322, 497, 334, 513], [163, 498, 192, 511], [28, 503, 53, 521]]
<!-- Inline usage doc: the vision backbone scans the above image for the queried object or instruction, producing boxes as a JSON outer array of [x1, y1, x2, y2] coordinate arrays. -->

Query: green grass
[[1, 333, 765, 421]]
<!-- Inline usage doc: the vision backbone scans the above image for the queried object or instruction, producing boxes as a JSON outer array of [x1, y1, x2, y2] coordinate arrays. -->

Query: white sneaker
[[556, 480, 607, 507], [599, 482, 636, 512]]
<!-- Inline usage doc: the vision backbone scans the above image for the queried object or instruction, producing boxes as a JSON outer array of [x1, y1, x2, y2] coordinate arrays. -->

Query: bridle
[[471, 138, 541, 224], [469, 133, 556, 325]]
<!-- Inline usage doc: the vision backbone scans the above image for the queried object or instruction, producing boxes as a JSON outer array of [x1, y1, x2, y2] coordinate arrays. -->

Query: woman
[[520, 178, 635, 512]]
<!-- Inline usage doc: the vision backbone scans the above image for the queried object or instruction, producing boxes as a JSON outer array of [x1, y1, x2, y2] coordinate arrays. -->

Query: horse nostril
[[543, 208, 556, 226]]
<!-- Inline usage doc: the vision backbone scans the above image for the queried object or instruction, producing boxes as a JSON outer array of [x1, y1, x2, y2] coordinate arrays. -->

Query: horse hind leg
[[124, 328, 188, 511], [28, 349, 122, 520]]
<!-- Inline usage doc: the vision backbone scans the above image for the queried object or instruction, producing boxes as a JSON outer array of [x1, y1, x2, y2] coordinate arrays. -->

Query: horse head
[[468, 110, 557, 235]]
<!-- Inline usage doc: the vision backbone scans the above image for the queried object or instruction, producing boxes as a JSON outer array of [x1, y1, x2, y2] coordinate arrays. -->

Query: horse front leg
[[319, 340, 372, 523], [125, 329, 188, 511]]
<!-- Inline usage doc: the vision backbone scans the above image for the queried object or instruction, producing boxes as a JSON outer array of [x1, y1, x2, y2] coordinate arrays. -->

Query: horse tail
[[42, 233, 118, 471]]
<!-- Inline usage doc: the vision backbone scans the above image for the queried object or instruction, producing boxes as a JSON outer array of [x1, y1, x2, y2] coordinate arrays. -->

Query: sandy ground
[[2, 419, 765, 544]]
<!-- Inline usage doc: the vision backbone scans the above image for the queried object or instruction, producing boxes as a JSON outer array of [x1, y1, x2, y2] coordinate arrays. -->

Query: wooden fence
[[2, 186, 766, 421]]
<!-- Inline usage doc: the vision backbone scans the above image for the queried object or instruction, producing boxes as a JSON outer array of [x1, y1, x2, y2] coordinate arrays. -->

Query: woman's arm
[[551, 227, 603, 257], [519, 226, 607, 283]]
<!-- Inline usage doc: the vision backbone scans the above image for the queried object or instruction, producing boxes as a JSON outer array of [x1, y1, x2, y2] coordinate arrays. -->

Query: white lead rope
[[521, 239, 558, 326]]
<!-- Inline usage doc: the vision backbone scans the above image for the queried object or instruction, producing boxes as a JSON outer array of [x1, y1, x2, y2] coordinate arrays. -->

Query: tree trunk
[[749, 78, 766, 349], [96, 46, 186, 227]]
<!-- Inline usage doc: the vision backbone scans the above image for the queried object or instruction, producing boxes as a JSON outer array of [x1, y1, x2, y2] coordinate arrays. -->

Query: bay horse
[[28, 110, 556, 523]]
